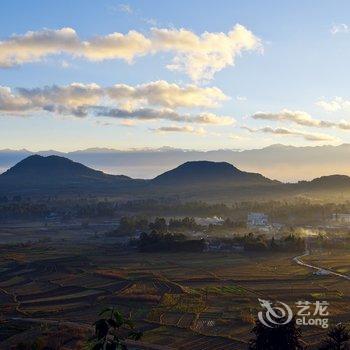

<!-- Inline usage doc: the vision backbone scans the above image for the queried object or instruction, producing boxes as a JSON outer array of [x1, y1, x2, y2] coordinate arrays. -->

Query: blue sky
[[1, 0, 350, 151]]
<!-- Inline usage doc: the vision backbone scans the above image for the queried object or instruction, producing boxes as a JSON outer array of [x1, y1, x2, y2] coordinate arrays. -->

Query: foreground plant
[[88, 307, 143, 350], [249, 317, 303, 350], [319, 323, 350, 350]]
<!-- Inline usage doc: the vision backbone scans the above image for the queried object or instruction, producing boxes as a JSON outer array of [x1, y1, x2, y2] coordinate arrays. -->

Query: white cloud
[[242, 125, 338, 142], [338, 120, 350, 130], [250, 109, 350, 130], [153, 24, 262, 81], [0, 82, 234, 125], [96, 107, 235, 125], [316, 97, 350, 112], [251, 109, 328, 127], [82, 30, 152, 62], [229, 133, 246, 140], [18, 83, 103, 107], [118, 4, 133, 14], [107, 80, 229, 108], [191, 112, 234, 125], [0, 27, 151, 67], [0, 28, 81, 67], [331, 23, 350, 34], [153, 125, 206, 135], [0, 25, 261, 80], [120, 119, 136, 127], [60, 60, 71, 68], [0, 86, 32, 113]]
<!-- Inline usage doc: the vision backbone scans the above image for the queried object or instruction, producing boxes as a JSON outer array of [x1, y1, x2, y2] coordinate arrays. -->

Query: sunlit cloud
[[0, 25, 261, 81], [153, 24, 262, 81], [251, 109, 331, 127], [107, 80, 229, 108], [250, 109, 350, 131], [152, 125, 207, 135], [242, 125, 338, 142], [0, 83, 234, 125], [95, 107, 235, 125], [229, 133, 247, 140], [119, 119, 137, 127], [0, 81, 227, 111]]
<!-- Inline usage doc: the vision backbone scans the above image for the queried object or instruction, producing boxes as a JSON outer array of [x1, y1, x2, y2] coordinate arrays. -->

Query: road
[[293, 250, 350, 281]]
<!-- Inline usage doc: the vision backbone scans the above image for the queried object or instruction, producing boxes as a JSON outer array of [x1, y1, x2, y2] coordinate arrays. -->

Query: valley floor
[[0, 224, 349, 349]]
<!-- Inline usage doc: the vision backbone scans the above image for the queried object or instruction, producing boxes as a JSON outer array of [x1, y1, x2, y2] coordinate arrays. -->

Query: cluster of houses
[[194, 216, 224, 226], [247, 212, 269, 228], [205, 241, 244, 252], [331, 213, 350, 225]]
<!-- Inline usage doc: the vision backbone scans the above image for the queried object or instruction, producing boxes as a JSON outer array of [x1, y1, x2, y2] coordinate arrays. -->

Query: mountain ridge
[[0, 155, 131, 188], [1, 144, 350, 182], [152, 160, 276, 185], [1, 155, 350, 201]]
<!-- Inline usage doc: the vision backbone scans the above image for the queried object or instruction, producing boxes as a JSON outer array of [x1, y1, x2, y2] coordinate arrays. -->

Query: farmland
[[0, 224, 349, 349]]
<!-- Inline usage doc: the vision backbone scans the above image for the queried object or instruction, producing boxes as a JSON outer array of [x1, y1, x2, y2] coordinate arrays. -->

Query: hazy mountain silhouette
[[153, 161, 276, 186], [0, 155, 131, 191], [2, 144, 350, 181], [298, 174, 350, 189], [1, 155, 350, 200]]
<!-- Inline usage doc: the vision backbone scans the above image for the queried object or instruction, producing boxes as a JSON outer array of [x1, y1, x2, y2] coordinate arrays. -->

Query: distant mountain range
[[1, 144, 350, 182], [1, 154, 350, 202]]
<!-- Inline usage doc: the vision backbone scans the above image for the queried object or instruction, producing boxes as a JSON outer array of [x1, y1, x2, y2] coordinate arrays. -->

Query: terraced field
[[0, 238, 349, 349]]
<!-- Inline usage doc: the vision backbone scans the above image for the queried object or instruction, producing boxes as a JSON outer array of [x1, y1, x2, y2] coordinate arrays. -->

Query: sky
[[2, 0, 350, 151]]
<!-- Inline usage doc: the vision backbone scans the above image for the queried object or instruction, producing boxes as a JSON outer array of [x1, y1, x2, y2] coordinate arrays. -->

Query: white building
[[332, 213, 350, 224], [195, 216, 224, 226], [247, 212, 268, 228]]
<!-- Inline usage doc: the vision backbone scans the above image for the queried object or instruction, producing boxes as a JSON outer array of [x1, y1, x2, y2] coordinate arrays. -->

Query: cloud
[[95, 107, 235, 125], [6, 80, 228, 113], [153, 125, 206, 135], [0, 86, 32, 113], [250, 109, 350, 130], [242, 126, 338, 142], [190, 112, 234, 125], [251, 109, 330, 127], [316, 97, 350, 112], [331, 23, 350, 34], [0, 25, 261, 80], [107, 80, 229, 108], [60, 60, 71, 68], [7, 83, 103, 117], [0, 27, 151, 67], [153, 24, 262, 81], [0, 83, 234, 125], [118, 4, 133, 14], [17, 83, 103, 107], [229, 133, 247, 140], [0, 28, 81, 68]]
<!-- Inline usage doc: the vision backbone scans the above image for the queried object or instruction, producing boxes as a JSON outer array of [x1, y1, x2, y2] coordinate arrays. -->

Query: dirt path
[[293, 251, 350, 281]]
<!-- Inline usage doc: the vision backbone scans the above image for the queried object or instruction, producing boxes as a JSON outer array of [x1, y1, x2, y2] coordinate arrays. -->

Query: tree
[[89, 307, 142, 350], [319, 323, 350, 350], [149, 217, 167, 233], [249, 318, 303, 350]]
